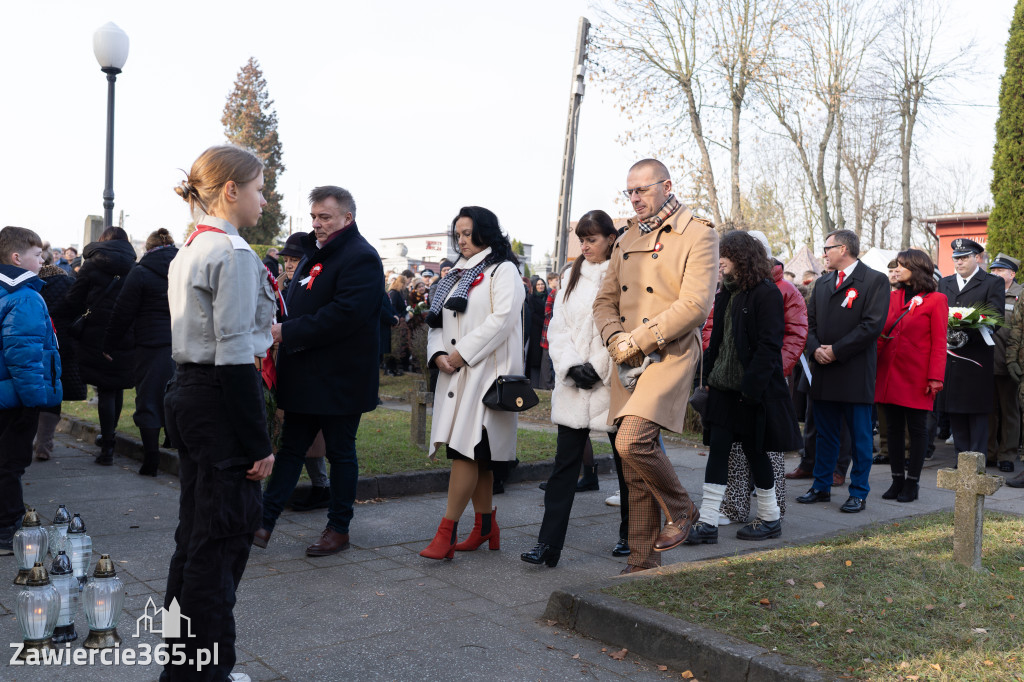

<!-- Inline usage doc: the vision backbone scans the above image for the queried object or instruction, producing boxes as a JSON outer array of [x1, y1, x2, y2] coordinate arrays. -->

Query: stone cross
[[936, 451, 1004, 571]]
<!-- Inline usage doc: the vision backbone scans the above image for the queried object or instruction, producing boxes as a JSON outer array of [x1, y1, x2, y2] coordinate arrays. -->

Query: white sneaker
[[945, 436, 954, 445], [718, 513, 731, 526], [228, 673, 251, 682], [605, 490, 621, 506]]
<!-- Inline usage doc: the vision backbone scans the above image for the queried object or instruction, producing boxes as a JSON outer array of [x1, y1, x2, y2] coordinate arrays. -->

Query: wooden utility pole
[[554, 17, 590, 272]]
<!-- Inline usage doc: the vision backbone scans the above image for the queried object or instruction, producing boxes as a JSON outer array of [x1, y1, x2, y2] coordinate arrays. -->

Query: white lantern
[[13, 509, 48, 585], [15, 563, 59, 659], [65, 513, 92, 587], [47, 504, 71, 559], [50, 551, 78, 643], [82, 554, 124, 649]]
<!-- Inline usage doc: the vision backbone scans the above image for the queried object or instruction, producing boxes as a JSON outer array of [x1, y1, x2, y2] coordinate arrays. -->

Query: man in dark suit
[[938, 238, 1005, 457], [798, 229, 889, 513], [254, 185, 384, 557]]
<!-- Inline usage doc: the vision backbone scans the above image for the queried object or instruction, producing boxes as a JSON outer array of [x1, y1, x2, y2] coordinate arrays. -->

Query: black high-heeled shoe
[[881, 476, 905, 500], [520, 543, 561, 567], [897, 479, 919, 503]]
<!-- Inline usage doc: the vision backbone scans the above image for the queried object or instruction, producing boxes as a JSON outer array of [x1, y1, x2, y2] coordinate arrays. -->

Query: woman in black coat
[[386, 275, 409, 375], [103, 229, 177, 476], [687, 230, 801, 544], [32, 264, 87, 461], [526, 276, 547, 388], [58, 227, 137, 465]]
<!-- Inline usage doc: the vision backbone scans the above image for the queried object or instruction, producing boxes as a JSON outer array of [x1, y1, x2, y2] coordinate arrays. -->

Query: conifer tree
[[987, 1, 1024, 258], [221, 57, 285, 244]]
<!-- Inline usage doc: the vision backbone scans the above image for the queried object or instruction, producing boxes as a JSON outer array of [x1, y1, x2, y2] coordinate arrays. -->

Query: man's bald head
[[628, 159, 671, 182]]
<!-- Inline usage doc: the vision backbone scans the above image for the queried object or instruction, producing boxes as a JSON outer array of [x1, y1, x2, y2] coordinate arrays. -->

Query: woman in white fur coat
[[522, 210, 628, 568], [419, 206, 525, 561]]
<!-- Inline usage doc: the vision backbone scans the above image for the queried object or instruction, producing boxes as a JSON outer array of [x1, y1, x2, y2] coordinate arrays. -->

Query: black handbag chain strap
[[80, 274, 121, 320]]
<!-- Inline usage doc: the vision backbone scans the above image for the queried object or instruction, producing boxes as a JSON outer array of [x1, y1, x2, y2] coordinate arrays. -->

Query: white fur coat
[[547, 259, 614, 432]]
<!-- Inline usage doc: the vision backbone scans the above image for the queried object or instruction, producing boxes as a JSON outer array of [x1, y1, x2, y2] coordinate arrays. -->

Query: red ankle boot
[[454, 508, 499, 551], [420, 518, 458, 560]]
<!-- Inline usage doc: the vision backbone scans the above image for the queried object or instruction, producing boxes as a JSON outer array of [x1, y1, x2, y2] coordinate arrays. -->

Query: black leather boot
[[881, 476, 904, 500], [897, 479, 919, 503], [683, 521, 719, 545], [576, 465, 599, 491], [139, 428, 161, 476], [95, 436, 115, 466]]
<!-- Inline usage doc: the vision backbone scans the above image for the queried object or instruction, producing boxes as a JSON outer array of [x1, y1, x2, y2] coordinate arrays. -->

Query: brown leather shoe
[[785, 467, 813, 480], [306, 528, 350, 556], [653, 499, 699, 552], [832, 473, 845, 486], [252, 528, 271, 549]]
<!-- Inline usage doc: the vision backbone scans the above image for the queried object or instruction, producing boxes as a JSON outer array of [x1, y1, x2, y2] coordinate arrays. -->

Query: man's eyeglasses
[[822, 244, 843, 254], [622, 179, 667, 200]]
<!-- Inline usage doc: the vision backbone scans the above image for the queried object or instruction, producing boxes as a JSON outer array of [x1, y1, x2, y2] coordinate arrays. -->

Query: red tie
[[836, 271, 845, 289]]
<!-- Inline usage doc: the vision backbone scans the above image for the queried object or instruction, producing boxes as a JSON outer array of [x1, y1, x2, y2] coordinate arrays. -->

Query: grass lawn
[[60, 387, 611, 477], [606, 512, 1024, 681]]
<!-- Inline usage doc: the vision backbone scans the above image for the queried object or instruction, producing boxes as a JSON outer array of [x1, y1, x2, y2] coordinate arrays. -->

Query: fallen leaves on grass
[[785, 578, 795, 586], [816, 601, 825, 608], [845, 560, 852, 566], [759, 598, 771, 606], [814, 581, 825, 589], [885, 597, 893, 603]]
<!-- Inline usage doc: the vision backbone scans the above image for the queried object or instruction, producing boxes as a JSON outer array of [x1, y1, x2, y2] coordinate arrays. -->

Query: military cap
[[990, 252, 1020, 272], [951, 238, 984, 258]]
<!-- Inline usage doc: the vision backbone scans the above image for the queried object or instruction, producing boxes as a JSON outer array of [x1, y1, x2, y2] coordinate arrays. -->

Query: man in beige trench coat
[[593, 158, 719, 572]]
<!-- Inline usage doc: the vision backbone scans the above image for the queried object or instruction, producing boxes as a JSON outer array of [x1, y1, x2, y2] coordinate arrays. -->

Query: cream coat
[[428, 247, 526, 461], [547, 259, 614, 432], [592, 206, 719, 433]]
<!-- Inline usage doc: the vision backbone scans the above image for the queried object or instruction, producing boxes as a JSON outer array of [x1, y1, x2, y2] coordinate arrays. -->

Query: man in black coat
[[937, 238, 1005, 456], [262, 247, 280, 278], [798, 229, 889, 513], [255, 186, 383, 557]]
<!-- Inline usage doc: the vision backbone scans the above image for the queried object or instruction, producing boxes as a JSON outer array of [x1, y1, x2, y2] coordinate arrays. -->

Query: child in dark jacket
[[0, 226, 62, 553]]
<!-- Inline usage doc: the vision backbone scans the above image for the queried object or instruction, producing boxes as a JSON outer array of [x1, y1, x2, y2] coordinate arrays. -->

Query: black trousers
[[707, 424, 774, 488], [882, 403, 929, 481], [538, 427, 624, 550], [0, 407, 40, 531], [949, 412, 989, 456], [133, 345, 174, 429], [162, 365, 261, 682]]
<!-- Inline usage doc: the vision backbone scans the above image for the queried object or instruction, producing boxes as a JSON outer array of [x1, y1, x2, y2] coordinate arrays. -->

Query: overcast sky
[[0, 0, 1013, 256]]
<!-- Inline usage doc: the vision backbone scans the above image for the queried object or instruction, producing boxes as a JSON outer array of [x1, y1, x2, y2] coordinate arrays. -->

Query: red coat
[[875, 289, 948, 410], [772, 264, 808, 377]]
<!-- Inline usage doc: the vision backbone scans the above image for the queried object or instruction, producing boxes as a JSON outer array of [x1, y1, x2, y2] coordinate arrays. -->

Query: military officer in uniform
[[937, 238, 1005, 456], [988, 253, 1022, 472], [593, 158, 718, 573]]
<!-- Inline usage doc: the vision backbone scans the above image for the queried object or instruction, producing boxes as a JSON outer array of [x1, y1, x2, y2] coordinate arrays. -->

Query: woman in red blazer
[[875, 249, 948, 502]]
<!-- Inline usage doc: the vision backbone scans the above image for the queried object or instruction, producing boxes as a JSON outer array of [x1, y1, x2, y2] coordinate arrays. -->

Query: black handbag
[[480, 264, 539, 412], [69, 275, 121, 340], [483, 375, 539, 412]]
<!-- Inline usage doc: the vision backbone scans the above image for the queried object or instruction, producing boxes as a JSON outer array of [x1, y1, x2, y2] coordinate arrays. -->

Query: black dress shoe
[[796, 488, 830, 504], [291, 485, 330, 512], [612, 538, 631, 556], [999, 461, 1015, 473], [872, 454, 889, 465], [683, 521, 718, 545], [1007, 472, 1024, 488], [839, 496, 866, 513], [736, 517, 782, 541], [520, 543, 560, 567]]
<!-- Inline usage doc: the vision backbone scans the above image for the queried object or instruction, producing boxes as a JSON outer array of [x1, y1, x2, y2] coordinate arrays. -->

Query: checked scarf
[[425, 255, 498, 328], [638, 194, 680, 234]]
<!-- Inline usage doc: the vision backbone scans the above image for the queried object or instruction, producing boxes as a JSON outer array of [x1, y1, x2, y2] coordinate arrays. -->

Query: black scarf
[[425, 255, 497, 328]]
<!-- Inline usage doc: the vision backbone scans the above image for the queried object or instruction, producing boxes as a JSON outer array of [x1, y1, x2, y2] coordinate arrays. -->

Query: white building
[[378, 232, 533, 276]]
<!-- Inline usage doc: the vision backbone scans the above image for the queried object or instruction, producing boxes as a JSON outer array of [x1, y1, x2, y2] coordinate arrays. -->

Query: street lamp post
[[92, 22, 129, 229]]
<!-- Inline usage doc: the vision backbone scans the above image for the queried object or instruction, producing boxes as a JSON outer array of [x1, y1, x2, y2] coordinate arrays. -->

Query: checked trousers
[[615, 415, 695, 569]]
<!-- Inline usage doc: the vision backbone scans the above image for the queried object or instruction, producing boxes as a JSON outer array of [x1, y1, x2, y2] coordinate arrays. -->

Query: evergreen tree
[[987, 2, 1024, 259], [221, 57, 286, 244]]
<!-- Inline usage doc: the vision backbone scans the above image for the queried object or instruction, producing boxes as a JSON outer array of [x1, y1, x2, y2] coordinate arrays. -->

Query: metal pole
[[101, 68, 120, 229], [554, 17, 590, 272]]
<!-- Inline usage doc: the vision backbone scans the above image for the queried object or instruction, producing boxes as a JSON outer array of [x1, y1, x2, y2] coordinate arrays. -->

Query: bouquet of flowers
[[947, 305, 1003, 350], [407, 301, 429, 317]]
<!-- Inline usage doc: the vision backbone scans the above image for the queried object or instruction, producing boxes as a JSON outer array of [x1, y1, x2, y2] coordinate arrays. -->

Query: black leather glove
[[567, 363, 601, 390]]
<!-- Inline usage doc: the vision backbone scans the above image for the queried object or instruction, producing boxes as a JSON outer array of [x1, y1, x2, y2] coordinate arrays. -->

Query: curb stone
[[55, 415, 614, 500], [544, 578, 837, 682]]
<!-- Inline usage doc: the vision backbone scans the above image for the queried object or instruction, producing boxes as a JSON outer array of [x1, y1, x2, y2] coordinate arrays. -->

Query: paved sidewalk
[[2, 431, 1021, 681]]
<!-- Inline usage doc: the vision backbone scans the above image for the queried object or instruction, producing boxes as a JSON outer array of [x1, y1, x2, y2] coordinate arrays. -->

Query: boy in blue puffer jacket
[[0, 226, 62, 553]]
